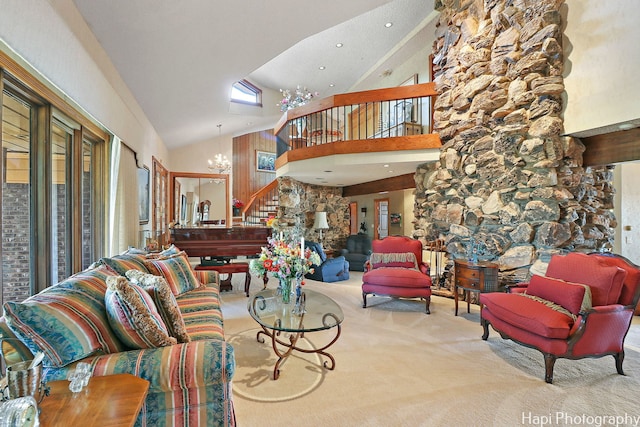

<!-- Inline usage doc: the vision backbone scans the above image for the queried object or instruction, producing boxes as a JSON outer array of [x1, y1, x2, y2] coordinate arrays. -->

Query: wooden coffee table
[[39, 373, 149, 427]]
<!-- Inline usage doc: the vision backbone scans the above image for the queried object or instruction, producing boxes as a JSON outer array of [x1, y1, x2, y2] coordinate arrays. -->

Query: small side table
[[454, 259, 499, 318], [39, 373, 149, 427]]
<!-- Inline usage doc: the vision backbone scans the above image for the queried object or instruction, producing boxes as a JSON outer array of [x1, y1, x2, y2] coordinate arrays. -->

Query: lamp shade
[[313, 212, 329, 229]]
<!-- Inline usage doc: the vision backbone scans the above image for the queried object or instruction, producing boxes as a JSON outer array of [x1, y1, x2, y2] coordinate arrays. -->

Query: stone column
[[415, 0, 615, 292]]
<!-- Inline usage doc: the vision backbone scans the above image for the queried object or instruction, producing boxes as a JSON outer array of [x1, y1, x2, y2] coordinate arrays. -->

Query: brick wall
[[2, 182, 31, 303]]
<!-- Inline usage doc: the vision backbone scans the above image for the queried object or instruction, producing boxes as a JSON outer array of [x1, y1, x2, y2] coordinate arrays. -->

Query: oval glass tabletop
[[248, 288, 344, 333]]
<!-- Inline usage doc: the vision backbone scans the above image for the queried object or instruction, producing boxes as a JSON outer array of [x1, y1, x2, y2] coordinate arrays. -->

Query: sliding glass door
[[1, 88, 35, 303], [0, 71, 108, 305]]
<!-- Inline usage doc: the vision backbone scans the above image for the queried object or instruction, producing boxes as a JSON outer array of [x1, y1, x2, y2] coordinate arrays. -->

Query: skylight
[[231, 80, 262, 106]]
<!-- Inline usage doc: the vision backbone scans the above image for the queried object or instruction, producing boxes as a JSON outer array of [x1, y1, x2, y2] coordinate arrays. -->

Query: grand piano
[[170, 226, 271, 260]]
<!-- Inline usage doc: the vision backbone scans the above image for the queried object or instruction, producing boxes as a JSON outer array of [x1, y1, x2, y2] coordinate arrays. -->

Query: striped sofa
[[0, 250, 235, 426]]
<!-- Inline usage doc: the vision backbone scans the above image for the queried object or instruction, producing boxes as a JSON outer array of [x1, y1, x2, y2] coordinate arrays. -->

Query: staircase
[[241, 180, 278, 226]]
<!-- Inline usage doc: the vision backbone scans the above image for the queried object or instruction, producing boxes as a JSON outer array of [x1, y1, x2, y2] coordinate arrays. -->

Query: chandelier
[[207, 124, 231, 183], [207, 153, 230, 174], [278, 86, 317, 112]]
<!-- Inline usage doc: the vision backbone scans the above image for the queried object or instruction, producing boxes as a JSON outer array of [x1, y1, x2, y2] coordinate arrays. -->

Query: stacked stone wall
[[414, 0, 615, 291], [276, 177, 350, 254]]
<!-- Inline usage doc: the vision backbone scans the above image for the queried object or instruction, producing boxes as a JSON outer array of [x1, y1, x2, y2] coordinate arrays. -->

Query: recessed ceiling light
[[329, 84, 335, 87], [385, 22, 393, 28], [383, 164, 389, 168], [319, 66, 326, 70], [336, 43, 343, 48]]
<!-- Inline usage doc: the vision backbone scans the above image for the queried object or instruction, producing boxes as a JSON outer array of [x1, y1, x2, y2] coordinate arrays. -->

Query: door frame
[[374, 197, 390, 240], [349, 202, 358, 235]]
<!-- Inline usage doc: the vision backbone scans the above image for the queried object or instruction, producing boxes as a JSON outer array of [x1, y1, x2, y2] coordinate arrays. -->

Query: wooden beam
[[342, 173, 415, 197], [582, 128, 640, 166]]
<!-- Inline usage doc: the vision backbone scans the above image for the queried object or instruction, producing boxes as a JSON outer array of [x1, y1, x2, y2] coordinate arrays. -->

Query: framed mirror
[[169, 172, 230, 227]]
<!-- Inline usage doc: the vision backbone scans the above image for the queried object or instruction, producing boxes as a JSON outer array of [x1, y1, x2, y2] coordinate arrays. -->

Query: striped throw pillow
[[105, 276, 177, 349], [144, 252, 200, 295], [100, 251, 150, 276], [3, 265, 124, 368]]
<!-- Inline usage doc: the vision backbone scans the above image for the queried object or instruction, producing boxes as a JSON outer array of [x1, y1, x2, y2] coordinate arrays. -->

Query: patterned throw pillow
[[3, 265, 124, 368], [144, 252, 201, 296], [369, 252, 418, 270], [100, 251, 150, 276], [143, 244, 182, 260], [105, 276, 177, 349], [125, 270, 190, 343], [158, 244, 181, 257]]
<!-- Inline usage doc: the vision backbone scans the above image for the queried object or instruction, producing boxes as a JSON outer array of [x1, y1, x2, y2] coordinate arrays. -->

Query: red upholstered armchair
[[362, 236, 432, 313], [480, 252, 640, 383]]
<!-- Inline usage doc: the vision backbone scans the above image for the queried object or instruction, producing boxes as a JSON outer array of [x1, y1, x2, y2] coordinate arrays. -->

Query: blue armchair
[[340, 233, 372, 271], [304, 241, 350, 283]]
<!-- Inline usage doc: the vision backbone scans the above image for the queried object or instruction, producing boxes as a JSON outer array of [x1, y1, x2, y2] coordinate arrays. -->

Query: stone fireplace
[[413, 0, 615, 293]]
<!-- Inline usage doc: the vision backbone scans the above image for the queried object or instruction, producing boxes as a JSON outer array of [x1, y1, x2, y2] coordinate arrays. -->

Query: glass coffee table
[[247, 288, 344, 380]]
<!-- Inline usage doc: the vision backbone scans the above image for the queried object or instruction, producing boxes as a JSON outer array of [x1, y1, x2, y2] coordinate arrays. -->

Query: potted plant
[[232, 198, 244, 216]]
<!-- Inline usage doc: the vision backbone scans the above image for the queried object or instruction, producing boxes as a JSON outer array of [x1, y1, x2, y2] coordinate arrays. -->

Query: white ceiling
[[71, 0, 438, 186]]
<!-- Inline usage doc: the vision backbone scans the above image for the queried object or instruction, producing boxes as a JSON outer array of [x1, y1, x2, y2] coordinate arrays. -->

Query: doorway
[[349, 202, 358, 235], [374, 198, 389, 240]]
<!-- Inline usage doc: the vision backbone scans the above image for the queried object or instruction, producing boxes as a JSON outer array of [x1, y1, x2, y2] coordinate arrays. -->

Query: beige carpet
[[221, 272, 640, 427]]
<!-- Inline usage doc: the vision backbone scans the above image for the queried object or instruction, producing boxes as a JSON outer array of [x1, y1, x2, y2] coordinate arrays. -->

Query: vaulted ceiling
[[72, 0, 437, 149]]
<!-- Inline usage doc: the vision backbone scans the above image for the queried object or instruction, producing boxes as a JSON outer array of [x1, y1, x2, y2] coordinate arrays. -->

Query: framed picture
[[138, 165, 150, 224], [390, 213, 401, 225], [256, 150, 276, 172]]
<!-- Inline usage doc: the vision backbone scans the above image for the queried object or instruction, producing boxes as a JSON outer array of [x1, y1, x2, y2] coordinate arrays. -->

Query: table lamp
[[313, 212, 329, 242]]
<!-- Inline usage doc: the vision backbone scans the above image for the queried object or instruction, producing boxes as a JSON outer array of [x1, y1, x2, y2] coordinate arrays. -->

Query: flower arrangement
[[265, 215, 279, 229], [250, 236, 321, 283], [232, 198, 244, 209], [278, 86, 318, 112]]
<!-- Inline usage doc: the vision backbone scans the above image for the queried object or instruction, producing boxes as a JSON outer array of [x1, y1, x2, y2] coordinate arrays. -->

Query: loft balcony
[[273, 83, 442, 188]]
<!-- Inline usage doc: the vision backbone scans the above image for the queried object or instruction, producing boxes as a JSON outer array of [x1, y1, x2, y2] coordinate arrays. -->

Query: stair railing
[[241, 180, 278, 225]]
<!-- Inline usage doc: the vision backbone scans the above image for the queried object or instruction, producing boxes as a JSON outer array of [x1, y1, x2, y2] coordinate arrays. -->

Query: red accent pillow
[[546, 252, 627, 306], [526, 275, 589, 315]]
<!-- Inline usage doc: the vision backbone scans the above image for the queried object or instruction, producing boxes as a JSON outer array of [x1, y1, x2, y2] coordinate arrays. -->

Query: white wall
[[0, 0, 168, 167], [563, 0, 640, 134], [617, 162, 640, 264]]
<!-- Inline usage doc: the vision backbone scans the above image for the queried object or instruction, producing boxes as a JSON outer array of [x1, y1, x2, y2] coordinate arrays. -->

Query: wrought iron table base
[[255, 313, 342, 380]]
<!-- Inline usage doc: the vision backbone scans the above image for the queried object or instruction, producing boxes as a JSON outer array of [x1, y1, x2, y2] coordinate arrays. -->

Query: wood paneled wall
[[232, 130, 277, 204]]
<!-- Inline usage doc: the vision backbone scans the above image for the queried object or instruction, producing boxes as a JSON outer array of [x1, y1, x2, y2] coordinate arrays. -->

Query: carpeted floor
[[220, 272, 640, 427]]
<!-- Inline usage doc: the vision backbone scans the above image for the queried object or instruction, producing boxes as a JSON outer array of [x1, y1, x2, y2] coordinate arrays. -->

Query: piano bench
[[195, 262, 252, 296]]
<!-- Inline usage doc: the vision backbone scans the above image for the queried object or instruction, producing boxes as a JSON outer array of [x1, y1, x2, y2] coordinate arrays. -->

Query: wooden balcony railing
[[274, 83, 440, 159], [249, 84, 442, 220]]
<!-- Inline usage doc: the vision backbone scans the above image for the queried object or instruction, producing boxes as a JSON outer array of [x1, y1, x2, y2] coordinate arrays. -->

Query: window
[[0, 69, 108, 304], [51, 118, 73, 283], [231, 80, 262, 106], [81, 132, 105, 270], [1, 87, 35, 304]]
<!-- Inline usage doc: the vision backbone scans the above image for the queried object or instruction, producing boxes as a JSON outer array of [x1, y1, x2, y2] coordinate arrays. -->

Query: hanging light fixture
[[207, 124, 231, 182]]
